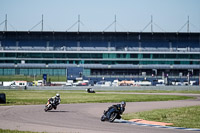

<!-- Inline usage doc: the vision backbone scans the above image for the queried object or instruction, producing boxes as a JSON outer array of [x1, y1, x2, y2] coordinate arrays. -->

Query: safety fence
[[0, 86, 200, 91]]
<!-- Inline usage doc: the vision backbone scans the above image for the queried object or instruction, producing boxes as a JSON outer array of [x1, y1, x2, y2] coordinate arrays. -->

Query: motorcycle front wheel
[[101, 115, 106, 121], [44, 104, 52, 112], [44, 106, 48, 112]]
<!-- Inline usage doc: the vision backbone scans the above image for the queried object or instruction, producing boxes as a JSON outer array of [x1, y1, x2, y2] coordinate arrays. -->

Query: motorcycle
[[44, 98, 57, 112], [101, 106, 122, 122], [86, 88, 95, 93]]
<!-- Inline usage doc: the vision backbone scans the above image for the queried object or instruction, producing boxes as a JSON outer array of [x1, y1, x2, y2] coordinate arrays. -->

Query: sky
[[0, 0, 200, 32]]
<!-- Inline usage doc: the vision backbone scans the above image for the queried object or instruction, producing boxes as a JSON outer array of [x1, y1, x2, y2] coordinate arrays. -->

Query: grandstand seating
[[1, 45, 199, 52], [0, 63, 199, 70], [48, 64, 77, 68], [17, 63, 46, 68], [0, 63, 15, 68]]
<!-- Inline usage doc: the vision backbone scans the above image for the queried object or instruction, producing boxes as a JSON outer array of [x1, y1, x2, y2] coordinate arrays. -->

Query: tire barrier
[[0, 93, 6, 104]]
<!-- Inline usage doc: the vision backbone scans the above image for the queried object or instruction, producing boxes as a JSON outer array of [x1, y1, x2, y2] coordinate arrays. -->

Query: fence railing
[[0, 85, 200, 91], [1, 46, 199, 52]]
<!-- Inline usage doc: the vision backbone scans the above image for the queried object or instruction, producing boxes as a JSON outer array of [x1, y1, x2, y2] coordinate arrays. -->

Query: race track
[[0, 93, 200, 133]]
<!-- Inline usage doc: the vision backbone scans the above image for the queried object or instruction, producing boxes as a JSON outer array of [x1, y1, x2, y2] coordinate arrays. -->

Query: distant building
[[0, 31, 199, 83]]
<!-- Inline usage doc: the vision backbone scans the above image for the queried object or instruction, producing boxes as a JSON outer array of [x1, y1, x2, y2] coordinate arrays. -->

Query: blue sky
[[0, 0, 200, 32]]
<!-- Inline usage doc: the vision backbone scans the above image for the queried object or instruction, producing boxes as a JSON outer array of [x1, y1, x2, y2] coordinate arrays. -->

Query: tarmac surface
[[0, 93, 200, 133]]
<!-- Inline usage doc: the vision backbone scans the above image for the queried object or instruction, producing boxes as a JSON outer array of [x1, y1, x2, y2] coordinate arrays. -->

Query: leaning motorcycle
[[44, 98, 57, 112], [86, 88, 95, 93], [101, 106, 121, 122]]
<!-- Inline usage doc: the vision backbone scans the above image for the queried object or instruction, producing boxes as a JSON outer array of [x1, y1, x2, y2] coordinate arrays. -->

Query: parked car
[[95, 81, 111, 87], [137, 80, 152, 86]]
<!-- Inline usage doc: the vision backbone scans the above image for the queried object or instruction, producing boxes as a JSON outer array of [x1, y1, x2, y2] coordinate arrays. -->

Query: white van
[[137, 80, 152, 86]]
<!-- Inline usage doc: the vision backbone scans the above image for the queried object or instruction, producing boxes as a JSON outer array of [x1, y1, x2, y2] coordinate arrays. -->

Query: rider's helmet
[[56, 93, 60, 98], [121, 101, 126, 108]]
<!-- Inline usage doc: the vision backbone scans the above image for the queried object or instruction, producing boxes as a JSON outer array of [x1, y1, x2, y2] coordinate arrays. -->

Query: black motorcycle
[[86, 88, 95, 93], [44, 98, 57, 112], [101, 106, 122, 122]]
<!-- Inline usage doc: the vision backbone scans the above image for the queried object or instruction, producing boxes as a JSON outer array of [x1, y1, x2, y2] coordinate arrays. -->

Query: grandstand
[[0, 31, 199, 83]]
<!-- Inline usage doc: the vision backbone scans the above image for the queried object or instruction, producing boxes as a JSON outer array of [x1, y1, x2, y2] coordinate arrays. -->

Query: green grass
[[0, 90, 193, 105], [122, 105, 200, 128], [98, 90, 200, 94], [0, 129, 45, 133]]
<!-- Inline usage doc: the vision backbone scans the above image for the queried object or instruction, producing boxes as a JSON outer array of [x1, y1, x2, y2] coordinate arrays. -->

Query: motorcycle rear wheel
[[109, 112, 117, 122]]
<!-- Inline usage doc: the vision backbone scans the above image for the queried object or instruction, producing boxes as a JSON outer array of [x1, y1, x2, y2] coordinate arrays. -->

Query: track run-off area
[[0, 92, 200, 133]]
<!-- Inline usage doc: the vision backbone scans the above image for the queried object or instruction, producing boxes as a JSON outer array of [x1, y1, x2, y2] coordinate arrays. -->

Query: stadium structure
[[0, 30, 200, 84]]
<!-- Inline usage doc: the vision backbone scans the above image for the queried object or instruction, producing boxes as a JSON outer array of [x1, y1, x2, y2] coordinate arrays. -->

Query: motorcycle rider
[[111, 101, 126, 115], [105, 101, 126, 120], [48, 93, 61, 110]]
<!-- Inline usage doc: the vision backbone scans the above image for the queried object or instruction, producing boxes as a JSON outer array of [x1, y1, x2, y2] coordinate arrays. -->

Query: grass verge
[[0, 90, 193, 105], [122, 105, 200, 129], [0, 129, 45, 133]]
